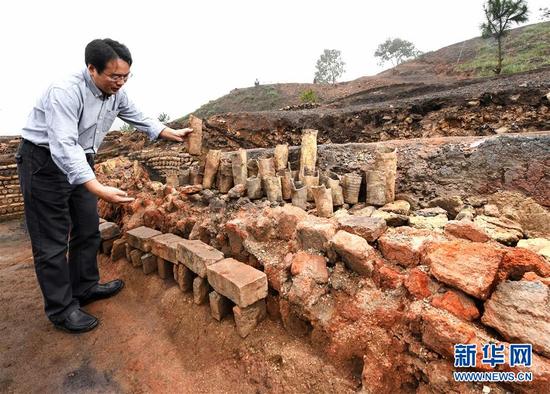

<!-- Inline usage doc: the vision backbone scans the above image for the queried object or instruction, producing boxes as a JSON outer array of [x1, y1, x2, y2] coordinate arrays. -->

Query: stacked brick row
[[0, 163, 23, 221], [102, 224, 268, 338], [128, 149, 197, 185]]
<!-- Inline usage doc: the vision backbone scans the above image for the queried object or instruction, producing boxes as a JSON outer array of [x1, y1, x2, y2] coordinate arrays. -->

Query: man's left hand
[[159, 127, 193, 142]]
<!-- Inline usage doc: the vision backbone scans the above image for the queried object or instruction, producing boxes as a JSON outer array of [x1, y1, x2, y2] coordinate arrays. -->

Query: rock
[[177, 239, 225, 278], [206, 258, 268, 308], [329, 230, 377, 276], [352, 206, 376, 217], [296, 216, 337, 252], [174, 263, 194, 292], [290, 251, 329, 284], [427, 196, 464, 218], [378, 227, 447, 267], [379, 200, 410, 215], [336, 215, 387, 242], [474, 215, 523, 245], [110, 238, 127, 261], [150, 232, 185, 264], [404, 268, 437, 299], [224, 219, 248, 256], [129, 249, 143, 268], [517, 238, 550, 260], [413, 207, 448, 217], [279, 299, 311, 337], [482, 281, 550, 357], [431, 290, 480, 321], [209, 291, 232, 321], [497, 248, 550, 281], [370, 209, 409, 227], [421, 306, 477, 358], [466, 196, 487, 207], [423, 240, 505, 300], [264, 254, 291, 292], [233, 299, 267, 338], [99, 221, 121, 240], [522, 271, 550, 286], [483, 204, 500, 217], [409, 213, 448, 231], [455, 206, 475, 221], [272, 204, 308, 241], [157, 257, 173, 279], [127, 226, 162, 252], [193, 276, 210, 305], [227, 184, 246, 199], [375, 265, 404, 290], [246, 214, 274, 241], [141, 253, 157, 275], [444, 220, 490, 242]]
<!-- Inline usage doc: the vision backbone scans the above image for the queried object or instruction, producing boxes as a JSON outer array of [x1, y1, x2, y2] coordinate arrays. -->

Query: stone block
[[329, 230, 376, 276], [125, 243, 133, 262], [296, 216, 336, 252], [127, 226, 162, 252], [129, 249, 143, 268], [193, 276, 209, 305], [157, 257, 173, 279], [423, 240, 504, 300], [233, 299, 266, 338], [174, 264, 194, 292], [206, 258, 268, 308], [150, 232, 185, 264], [177, 239, 225, 278], [336, 215, 387, 242], [99, 221, 121, 240], [209, 291, 232, 321], [111, 238, 126, 261], [101, 238, 115, 255], [141, 253, 157, 275]]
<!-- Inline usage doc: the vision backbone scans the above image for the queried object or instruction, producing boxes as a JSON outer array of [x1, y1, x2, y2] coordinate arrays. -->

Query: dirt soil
[[0, 219, 357, 394]]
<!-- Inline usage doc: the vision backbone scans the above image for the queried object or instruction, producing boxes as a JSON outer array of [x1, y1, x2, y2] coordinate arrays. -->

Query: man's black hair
[[85, 38, 132, 73]]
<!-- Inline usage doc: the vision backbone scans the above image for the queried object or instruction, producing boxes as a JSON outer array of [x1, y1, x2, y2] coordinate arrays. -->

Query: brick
[[150, 232, 185, 264], [336, 215, 387, 242], [129, 249, 144, 268], [101, 238, 115, 255], [174, 264, 194, 292], [111, 238, 127, 261], [378, 226, 447, 267], [177, 239, 224, 278], [99, 221, 121, 240], [296, 216, 336, 252], [423, 240, 504, 300], [125, 244, 133, 262], [209, 291, 232, 321], [329, 230, 377, 276], [193, 276, 209, 305], [157, 257, 173, 279], [206, 258, 268, 308], [141, 253, 157, 275], [233, 299, 266, 338], [127, 226, 162, 252]]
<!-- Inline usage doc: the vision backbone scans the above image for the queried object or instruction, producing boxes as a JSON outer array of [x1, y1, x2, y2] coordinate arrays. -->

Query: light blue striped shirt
[[21, 68, 165, 185]]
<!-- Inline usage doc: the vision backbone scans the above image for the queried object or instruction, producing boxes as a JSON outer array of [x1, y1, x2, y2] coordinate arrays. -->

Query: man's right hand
[[84, 179, 135, 203]]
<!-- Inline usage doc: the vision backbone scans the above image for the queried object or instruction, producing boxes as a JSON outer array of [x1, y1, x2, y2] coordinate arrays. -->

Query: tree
[[481, 0, 529, 75], [374, 38, 422, 67], [157, 112, 170, 123], [314, 49, 345, 84], [541, 7, 550, 20]]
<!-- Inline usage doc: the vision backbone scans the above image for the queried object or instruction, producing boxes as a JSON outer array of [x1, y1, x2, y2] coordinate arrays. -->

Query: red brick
[[127, 226, 162, 252], [177, 239, 224, 278], [99, 221, 121, 240], [431, 290, 480, 321], [150, 233, 185, 264], [206, 258, 267, 308], [423, 240, 504, 300], [111, 238, 127, 261]]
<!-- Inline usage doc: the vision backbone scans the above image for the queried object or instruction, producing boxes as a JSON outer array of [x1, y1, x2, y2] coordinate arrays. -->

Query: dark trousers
[[16, 139, 100, 322]]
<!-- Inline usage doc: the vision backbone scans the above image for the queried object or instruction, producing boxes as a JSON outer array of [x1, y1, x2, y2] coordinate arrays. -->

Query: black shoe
[[79, 279, 125, 307], [53, 309, 98, 333]]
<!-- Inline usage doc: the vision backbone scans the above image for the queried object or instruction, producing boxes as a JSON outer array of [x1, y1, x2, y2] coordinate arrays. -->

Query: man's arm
[[45, 87, 133, 204]]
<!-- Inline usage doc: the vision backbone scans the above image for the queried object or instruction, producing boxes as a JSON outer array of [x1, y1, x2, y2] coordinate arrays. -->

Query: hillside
[[176, 21, 550, 122]]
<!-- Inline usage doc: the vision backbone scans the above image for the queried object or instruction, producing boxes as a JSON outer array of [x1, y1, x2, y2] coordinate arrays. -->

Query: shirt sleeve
[[117, 91, 165, 140], [44, 87, 96, 185]]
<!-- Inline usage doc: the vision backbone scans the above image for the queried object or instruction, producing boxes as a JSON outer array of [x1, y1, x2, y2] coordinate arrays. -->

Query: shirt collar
[[83, 68, 104, 98]]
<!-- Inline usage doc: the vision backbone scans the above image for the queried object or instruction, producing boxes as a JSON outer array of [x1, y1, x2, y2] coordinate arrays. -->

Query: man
[[16, 38, 191, 333]]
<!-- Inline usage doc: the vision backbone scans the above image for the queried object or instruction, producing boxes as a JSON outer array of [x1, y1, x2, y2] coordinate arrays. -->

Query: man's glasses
[[105, 73, 132, 82]]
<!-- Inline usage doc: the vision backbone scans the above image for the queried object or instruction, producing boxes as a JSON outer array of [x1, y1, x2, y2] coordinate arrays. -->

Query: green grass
[[456, 22, 550, 76]]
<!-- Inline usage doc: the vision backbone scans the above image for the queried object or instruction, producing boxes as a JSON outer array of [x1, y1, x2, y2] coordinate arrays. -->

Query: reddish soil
[[0, 219, 357, 393]]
